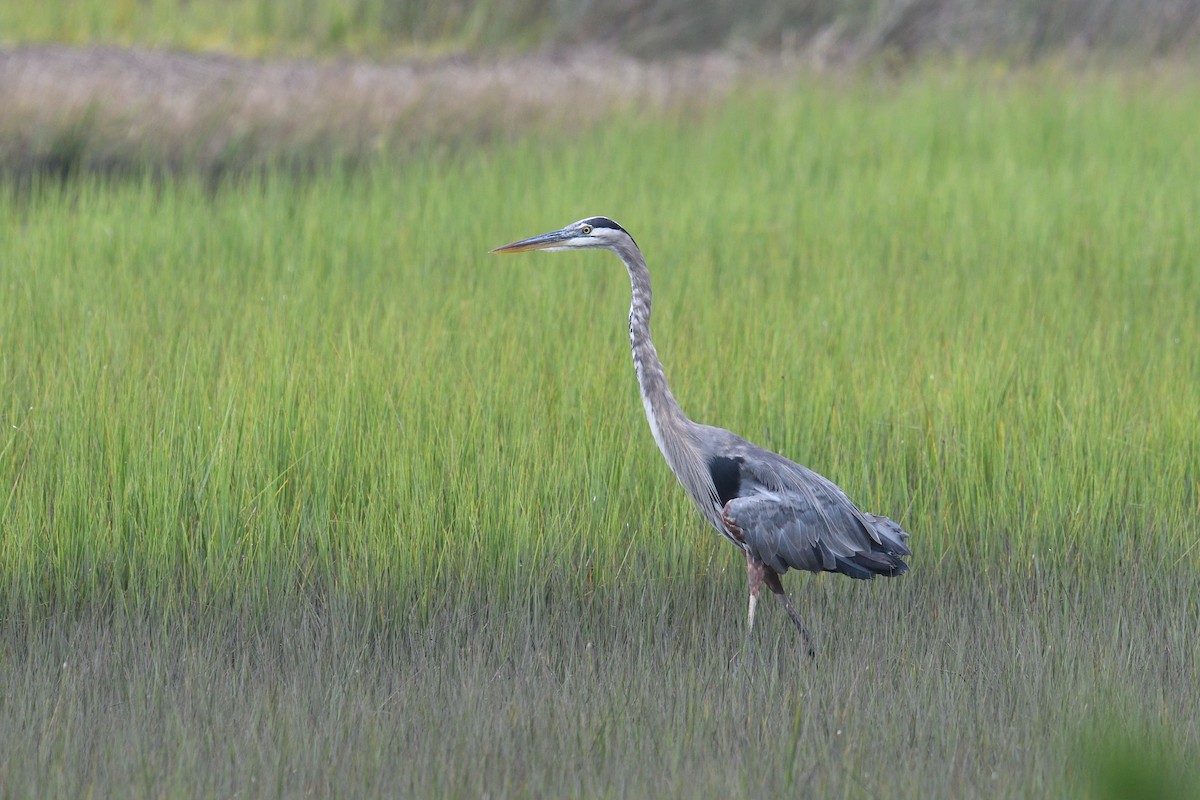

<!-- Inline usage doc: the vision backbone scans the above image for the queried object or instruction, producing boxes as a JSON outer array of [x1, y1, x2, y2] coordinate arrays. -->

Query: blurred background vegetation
[[3, 0, 1200, 183], [2, 0, 1199, 62]]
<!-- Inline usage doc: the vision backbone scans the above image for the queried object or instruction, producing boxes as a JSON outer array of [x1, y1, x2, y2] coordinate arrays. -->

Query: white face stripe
[[539, 228, 626, 251]]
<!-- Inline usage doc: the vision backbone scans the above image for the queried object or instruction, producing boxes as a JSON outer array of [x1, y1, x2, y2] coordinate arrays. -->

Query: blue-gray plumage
[[491, 217, 910, 655]]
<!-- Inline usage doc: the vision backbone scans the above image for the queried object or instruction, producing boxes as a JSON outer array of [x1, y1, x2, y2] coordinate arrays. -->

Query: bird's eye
[[581, 225, 593, 235]]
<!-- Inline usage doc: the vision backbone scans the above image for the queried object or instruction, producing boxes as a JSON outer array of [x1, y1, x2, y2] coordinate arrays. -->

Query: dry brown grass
[[0, 45, 758, 177]]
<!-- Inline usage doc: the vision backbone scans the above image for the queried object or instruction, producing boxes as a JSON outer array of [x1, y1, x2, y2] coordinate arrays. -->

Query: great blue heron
[[492, 216, 910, 654]]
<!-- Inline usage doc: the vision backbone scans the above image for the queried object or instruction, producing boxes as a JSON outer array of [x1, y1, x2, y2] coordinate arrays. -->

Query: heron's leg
[[762, 570, 816, 658], [746, 554, 768, 632], [742, 553, 768, 663]]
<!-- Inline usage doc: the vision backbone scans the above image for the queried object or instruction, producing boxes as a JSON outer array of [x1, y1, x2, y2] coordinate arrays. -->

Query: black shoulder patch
[[583, 216, 638, 248], [708, 456, 744, 506]]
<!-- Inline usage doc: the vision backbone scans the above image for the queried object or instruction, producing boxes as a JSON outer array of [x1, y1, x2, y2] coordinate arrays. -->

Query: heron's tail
[[833, 514, 910, 580]]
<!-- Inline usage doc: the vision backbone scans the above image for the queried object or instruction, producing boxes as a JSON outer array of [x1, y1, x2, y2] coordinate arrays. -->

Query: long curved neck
[[612, 241, 691, 458]]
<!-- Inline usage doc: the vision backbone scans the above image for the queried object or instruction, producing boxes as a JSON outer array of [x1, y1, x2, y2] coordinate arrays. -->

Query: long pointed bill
[[490, 227, 575, 254]]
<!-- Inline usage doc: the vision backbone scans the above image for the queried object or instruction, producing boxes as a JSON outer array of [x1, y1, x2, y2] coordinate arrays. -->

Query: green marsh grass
[[2, 72, 1198, 795]]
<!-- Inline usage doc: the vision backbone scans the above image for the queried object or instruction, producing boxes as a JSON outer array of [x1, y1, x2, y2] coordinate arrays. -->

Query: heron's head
[[490, 216, 637, 255]]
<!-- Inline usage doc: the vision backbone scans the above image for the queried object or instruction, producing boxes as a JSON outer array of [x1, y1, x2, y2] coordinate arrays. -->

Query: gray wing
[[718, 441, 911, 579]]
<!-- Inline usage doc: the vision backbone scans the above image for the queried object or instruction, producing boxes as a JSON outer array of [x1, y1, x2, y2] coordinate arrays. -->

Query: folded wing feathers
[[721, 447, 910, 580]]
